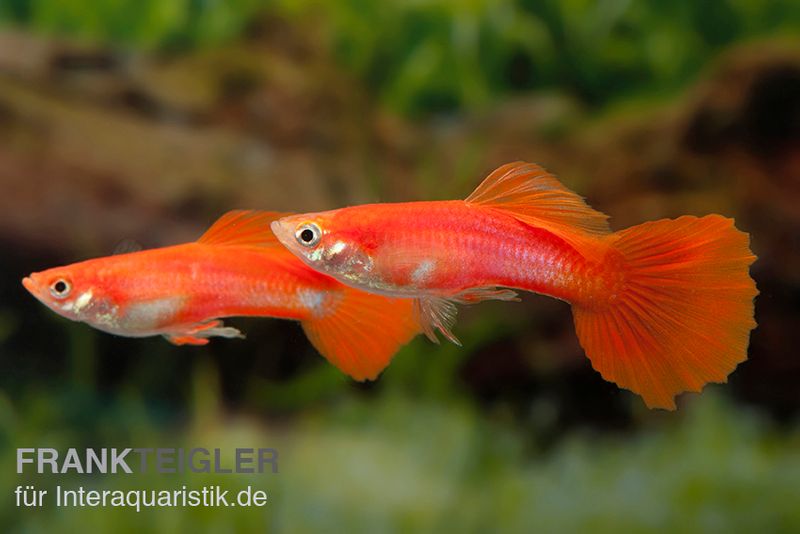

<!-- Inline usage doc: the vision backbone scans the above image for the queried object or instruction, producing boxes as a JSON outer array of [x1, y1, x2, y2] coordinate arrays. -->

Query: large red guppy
[[272, 162, 758, 409]]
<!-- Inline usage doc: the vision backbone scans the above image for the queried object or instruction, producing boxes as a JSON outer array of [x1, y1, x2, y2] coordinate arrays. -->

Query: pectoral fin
[[165, 320, 244, 346]]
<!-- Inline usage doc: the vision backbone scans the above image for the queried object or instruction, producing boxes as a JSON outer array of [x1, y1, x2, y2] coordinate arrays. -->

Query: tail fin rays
[[572, 215, 757, 409]]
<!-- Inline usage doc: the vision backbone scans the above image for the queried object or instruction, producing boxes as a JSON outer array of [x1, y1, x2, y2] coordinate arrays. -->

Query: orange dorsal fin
[[465, 162, 611, 261], [197, 210, 287, 247], [302, 288, 421, 381], [572, 215, 757, 409]]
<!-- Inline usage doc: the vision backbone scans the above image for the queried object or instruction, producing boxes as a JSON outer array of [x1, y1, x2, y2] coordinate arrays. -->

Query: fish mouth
[[21, 275, 37, 294], [270, 218, 322, 272], [21, 275, 47, 305], [270, 220, 295, 250]]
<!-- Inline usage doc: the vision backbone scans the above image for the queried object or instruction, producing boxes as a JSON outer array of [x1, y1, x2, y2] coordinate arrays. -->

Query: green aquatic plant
[[2, 0, 798, 114], [0, 0, 264, 49]]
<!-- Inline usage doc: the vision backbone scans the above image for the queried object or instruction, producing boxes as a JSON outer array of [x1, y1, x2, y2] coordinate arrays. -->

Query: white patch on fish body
[[308, 247, 325, 263], [88, 300, 121, 331], [122, 296, 185, 331], [93, 308, 119, 328], [60, 301, 74, 312], [297, 289, 326, 317], [329, 241, 347, 255], [411, 260, 435, 285], [72, 290, 93, 313]]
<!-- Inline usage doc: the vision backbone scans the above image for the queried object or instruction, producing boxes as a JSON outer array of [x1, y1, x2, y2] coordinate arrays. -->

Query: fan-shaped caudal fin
[[572, 215, 758, 410], [302, 288, 421, 381], [197, 210, 288, 247], [465, 162, 611, 262]]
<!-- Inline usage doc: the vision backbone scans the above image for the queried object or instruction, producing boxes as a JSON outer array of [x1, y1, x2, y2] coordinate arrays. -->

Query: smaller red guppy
[[22, 210, 420, 380]]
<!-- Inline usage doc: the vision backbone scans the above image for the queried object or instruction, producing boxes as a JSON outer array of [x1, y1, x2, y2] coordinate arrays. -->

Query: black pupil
[[300, 228, 315, 243], [53, 280, 67, 294]]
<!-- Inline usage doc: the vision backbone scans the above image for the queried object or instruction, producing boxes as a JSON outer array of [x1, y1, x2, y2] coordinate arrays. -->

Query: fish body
[[284, 199, 610, 305], [25, 243, 334, 339], [23, 210, 420, 380], [272, 162, 758, 409]]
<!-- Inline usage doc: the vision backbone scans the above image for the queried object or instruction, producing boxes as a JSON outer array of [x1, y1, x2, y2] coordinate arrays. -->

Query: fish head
[[271, 210, 377, 289], [22, 262, 120, 330]]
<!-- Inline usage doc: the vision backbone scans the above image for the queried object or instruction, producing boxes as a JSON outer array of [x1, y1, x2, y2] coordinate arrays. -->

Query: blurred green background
[[1, 1, 799, 532]]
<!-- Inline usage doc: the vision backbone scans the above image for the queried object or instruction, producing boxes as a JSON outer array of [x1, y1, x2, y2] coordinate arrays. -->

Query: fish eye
[[49, 278, 72, 299], [295, 223, 321, 247]]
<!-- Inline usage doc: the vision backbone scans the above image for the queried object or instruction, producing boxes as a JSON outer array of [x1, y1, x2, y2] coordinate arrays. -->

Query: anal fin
[[165, 319, 244, 346], [414, 297, 461, 346], [414, 287, 519, 345], [167, 335, 211, 346]]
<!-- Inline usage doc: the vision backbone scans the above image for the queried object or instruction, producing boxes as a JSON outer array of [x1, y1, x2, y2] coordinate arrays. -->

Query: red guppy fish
[[272, 162, 758, 409], [22, 210, 420, 380]]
